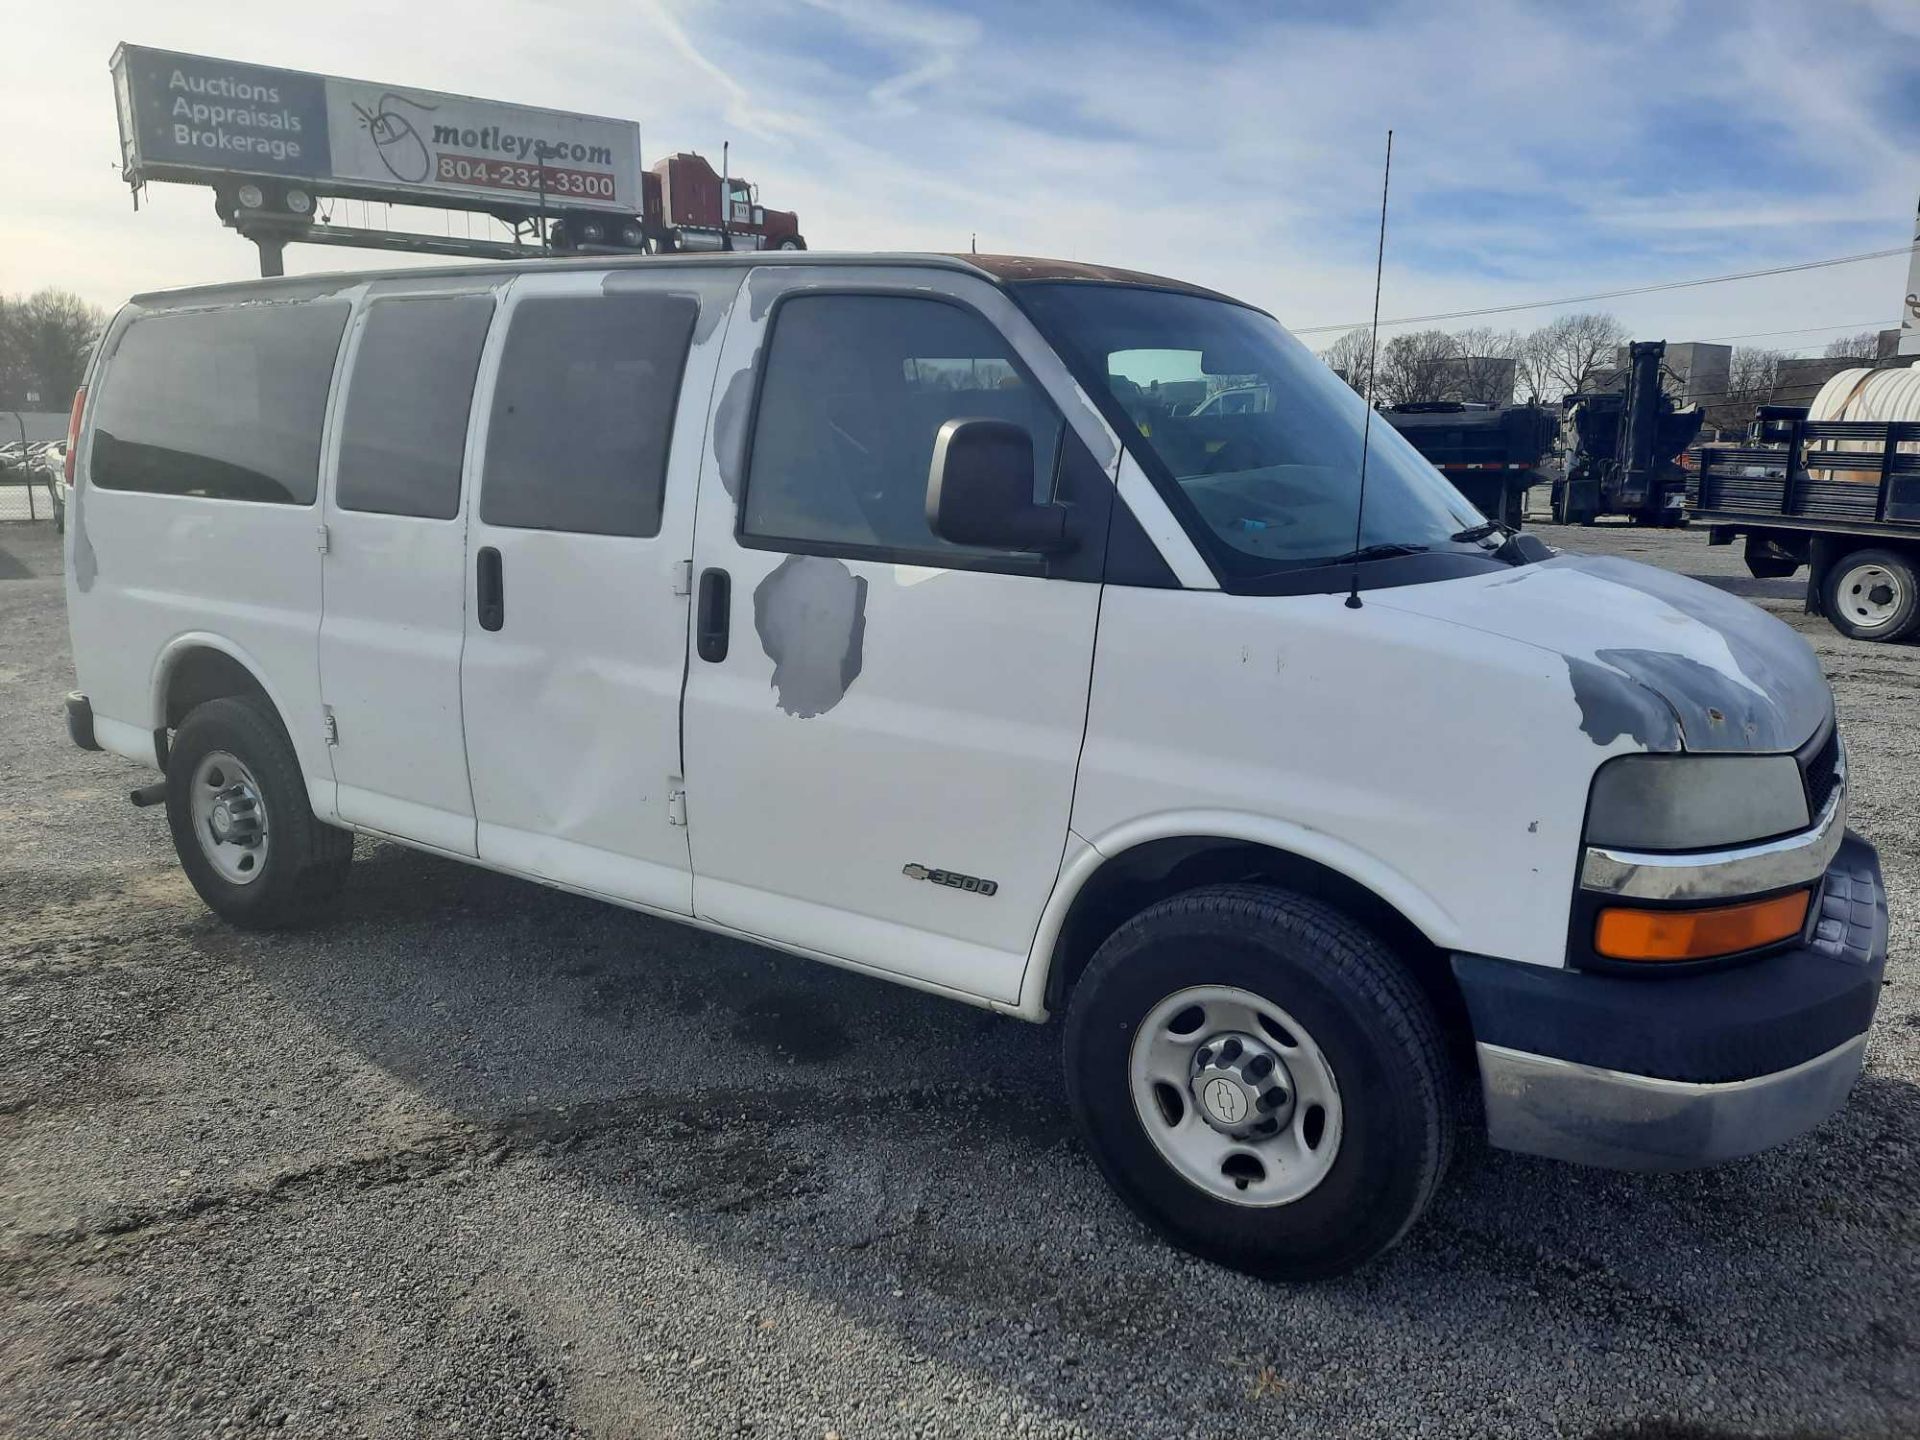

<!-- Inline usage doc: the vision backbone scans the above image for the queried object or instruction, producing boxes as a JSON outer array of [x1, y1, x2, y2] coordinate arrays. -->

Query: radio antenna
[[1346, 128, 1394, 611]]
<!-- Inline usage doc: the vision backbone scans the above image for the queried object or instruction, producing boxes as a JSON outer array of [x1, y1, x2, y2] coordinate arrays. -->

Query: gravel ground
[[1, 516, 1914, 1440]]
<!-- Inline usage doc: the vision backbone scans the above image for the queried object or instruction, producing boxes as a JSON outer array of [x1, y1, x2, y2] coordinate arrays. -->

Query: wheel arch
[[149, 636, 308, 773], [1019, 817, 1468, 1040]]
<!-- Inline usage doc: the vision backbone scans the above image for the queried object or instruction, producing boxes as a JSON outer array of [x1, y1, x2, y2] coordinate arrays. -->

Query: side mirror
[[926, 418, 1072, 553]]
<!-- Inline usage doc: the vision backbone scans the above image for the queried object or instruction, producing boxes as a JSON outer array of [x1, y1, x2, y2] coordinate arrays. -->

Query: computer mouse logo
[[351, 92, 437, 184]]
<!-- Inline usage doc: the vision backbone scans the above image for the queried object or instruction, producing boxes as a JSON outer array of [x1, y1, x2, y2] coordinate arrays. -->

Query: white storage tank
[[1805, 361, 1920, 481]]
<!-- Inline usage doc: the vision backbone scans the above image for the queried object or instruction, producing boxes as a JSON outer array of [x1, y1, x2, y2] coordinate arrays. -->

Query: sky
[[2, 0, 1916, 356]]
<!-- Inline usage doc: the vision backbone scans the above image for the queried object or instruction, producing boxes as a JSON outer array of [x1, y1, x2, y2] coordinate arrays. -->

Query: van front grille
[[1802, 726, 1843, 820]]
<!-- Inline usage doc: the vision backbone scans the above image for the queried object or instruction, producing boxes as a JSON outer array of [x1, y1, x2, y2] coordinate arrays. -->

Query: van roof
[[126, 251, 1243, 310]]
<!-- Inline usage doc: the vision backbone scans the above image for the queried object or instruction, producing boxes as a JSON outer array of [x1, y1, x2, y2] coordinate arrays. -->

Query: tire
[[1822, 547, 1920, 643], [1064, 884, 1453, 1281], [165, 695, 352, 928], [776, 237, 805, 251]]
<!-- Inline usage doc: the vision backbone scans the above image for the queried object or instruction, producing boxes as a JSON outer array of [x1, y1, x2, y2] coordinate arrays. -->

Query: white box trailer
[[110, 43, 642, 221]]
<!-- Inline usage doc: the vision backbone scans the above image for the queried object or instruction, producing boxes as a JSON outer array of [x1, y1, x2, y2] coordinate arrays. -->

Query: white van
[[64, 253, 1885, 1279]]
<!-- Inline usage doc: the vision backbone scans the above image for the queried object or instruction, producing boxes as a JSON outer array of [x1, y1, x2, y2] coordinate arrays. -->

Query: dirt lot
[[2, 517, 1914, 1440]]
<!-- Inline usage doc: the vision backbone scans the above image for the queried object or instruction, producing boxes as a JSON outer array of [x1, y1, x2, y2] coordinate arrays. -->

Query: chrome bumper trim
[[1477, 1033, 1868, 1172], [1580, 778, 1847, 902]]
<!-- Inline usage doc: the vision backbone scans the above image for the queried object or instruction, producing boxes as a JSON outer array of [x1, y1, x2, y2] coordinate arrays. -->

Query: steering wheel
[[1202, 436, 1265, 475]]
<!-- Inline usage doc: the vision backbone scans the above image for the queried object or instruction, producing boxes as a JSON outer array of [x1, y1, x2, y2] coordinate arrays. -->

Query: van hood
[[1374, 553, 1831, 754]]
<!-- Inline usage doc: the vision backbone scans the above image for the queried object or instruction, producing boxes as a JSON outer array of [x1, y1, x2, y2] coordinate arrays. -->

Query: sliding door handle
[[476, 546, 504, 632], [696, 567, 730, 662]]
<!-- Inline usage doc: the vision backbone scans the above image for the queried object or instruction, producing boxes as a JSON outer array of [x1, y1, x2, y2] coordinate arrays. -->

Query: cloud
[[1, 0, 1912, 355]]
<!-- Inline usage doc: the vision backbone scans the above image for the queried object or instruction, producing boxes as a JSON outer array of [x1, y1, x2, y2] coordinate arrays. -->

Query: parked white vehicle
[[65, 254, 1885, 1279]]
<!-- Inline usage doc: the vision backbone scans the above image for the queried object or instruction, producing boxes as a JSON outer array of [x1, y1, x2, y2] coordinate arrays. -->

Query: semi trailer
[[109, 44, 803, 272]]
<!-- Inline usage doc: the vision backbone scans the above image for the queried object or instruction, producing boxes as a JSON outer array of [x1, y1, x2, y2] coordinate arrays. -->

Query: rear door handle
[[696, 567, 730, 662], [477, 546, 504, 632]]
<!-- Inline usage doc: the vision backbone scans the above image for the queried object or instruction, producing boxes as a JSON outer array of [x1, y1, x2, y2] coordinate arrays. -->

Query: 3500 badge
[[902, 863, 999, 897]]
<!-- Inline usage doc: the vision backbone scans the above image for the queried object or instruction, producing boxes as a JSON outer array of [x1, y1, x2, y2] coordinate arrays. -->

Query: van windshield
[[1016, 283, 1488, 583]]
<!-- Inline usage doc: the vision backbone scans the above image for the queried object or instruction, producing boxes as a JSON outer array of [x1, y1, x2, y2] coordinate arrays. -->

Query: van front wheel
[[1064, 884, 1453, 1281], [166, 696, 352, 928]]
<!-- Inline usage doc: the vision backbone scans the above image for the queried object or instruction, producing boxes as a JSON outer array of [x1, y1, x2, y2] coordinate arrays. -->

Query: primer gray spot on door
[[1564, 655, 1681, 751], [711, 353, 760, 505], [68, 481, 97, 592], [747, 269, 784, 321], [752, 554, 868, 718]]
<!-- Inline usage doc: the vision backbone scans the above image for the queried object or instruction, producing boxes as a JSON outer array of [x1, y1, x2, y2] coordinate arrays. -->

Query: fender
[[1012, 809, 1466, 1021], [148, 632, 339, 822]]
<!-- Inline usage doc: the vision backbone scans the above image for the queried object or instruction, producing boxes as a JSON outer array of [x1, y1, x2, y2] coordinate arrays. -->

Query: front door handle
[[477, 546, 504, 632], [697, 567, 730, 662]]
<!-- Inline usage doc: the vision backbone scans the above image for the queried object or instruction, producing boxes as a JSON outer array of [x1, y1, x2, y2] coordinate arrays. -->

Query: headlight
[[1585, 753, 1808, 852]]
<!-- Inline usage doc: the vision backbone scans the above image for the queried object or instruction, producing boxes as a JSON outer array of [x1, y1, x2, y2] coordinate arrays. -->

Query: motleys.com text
[[430, 123, 613, 167]]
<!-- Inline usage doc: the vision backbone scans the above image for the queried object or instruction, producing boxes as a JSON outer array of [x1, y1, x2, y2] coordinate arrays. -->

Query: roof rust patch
[[945, 253, 1237, 301]]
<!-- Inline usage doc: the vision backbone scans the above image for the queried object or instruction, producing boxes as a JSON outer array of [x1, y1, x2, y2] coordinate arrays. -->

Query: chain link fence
[[0, 468, 65, 526]]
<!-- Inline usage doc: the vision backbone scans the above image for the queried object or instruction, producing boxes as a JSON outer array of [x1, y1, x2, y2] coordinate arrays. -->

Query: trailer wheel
[[1823, 548, 1920, 643]]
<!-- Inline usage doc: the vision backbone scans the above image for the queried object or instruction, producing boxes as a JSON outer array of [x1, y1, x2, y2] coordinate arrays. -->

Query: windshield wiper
[[1449, 519, 1512, 544], [1327, 541, 1428, 565]]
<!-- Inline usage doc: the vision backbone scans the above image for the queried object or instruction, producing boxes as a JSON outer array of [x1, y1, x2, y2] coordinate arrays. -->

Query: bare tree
[[1318, 327, 1377, 396], [1821, 330, 1881, 360], [1445, 326, 1522, 406], [0, 290, 106, 407], [1527, 312, 1626, 400], [1512, 326, 1557, 404], [1374, 329, 1459, 406], [1708, 346, 1787, 431]]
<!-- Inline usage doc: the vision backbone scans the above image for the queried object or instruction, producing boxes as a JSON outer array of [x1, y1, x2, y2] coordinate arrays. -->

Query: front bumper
[[1454, 832, 1885, 1172]]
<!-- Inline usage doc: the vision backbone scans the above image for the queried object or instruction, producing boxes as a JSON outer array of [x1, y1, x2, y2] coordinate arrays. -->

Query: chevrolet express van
[[64, 253, 1886, 1280]]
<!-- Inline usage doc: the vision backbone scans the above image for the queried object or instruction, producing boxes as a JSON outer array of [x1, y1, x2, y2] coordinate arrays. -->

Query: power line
[[1293, 243, 1916, 336], [1695, 320, 1890, 345]]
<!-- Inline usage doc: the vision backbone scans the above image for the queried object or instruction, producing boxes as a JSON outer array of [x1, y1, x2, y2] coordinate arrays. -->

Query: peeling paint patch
[[1554, 554, 1829, 749], [68, 481, 97, 593], [746, 269, 783, 321], [692, 287, 734, 344], [1595, 647, 1785, 751], [712, 355, 760, 505], [751, 554, 868, 718], [1565, 656, 1681, 751]]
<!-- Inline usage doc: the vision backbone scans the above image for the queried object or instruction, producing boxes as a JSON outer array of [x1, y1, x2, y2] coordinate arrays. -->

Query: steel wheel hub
[[1838, 563, 1903, 630], [1190, 1031, 1294, 1139], [189, 750, 269, 885], [1129, 984, 1343, 1208]]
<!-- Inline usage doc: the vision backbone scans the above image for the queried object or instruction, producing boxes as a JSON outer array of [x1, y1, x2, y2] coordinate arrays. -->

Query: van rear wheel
[[166, 696, 352, 928], [1064, 884, 1453, 1281]]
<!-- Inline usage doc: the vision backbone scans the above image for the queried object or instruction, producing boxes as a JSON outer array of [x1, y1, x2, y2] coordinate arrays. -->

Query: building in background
[[1435, 355, 1516, 407]]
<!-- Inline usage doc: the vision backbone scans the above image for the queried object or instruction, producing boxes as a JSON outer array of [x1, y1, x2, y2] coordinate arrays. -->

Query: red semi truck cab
[[643, 152, 804, 252]]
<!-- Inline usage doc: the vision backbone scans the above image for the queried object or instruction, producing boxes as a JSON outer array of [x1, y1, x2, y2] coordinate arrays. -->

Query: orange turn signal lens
[[1594, 890, 1810, 962]]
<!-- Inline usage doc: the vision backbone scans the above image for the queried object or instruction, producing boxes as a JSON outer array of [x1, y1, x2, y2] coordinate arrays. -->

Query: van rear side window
[[89, 301, 349, 505], [480, 293, 698, 538], [335, 295, 495, 521]]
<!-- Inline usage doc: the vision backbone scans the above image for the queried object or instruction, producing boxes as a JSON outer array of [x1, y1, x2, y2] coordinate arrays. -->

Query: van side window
[[480, 293, 697, 538], [741, 294, 1062, 557], [89, 301, 349, 504], [335, 295, 494, 520]]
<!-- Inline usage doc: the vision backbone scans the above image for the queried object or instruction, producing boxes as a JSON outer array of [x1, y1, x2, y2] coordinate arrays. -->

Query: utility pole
[[253, 233, 286, 278], [536, 142, 551, 254]]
